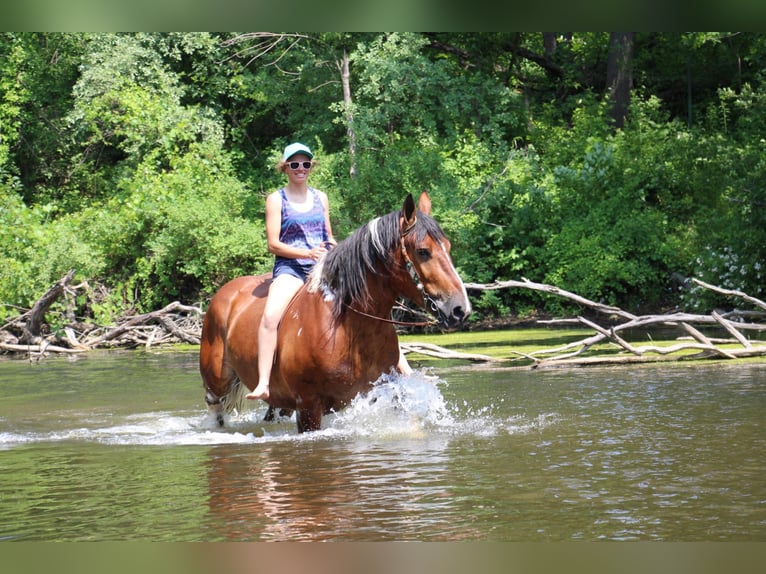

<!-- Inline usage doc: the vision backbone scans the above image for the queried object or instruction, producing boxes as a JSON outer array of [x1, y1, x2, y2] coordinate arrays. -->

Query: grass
[[399, 326, 766, 368]]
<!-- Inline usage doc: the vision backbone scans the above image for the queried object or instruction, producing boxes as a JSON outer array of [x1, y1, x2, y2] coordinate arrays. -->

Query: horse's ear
[[418, 190, 432, 215], [402, 193, 416, 225]]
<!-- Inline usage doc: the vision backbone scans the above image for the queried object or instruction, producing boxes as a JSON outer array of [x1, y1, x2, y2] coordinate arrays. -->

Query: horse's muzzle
[[429, 294, 471, 329]]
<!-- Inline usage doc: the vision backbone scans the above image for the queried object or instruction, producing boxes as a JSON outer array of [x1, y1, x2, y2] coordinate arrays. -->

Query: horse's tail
[[205, 376, 247, 427], [220, 377, 247, 415], [200, 275, 261, 427]]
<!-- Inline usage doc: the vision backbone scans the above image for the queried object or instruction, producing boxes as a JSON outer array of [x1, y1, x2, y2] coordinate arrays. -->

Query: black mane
[[309, 208, 445, 320]]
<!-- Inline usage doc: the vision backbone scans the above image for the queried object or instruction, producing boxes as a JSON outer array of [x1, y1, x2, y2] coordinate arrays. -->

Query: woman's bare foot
[[246, 383, 269, 400]]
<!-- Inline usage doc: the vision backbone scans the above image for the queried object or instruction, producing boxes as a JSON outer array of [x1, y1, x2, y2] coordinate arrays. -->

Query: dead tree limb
[[19, 270, 75, 344], [461, 277, 766, 367], [400, 341, 497, 363], [465, 278, 637, 320], [711, 310, 752, 348], [84, 302, 203, 347], [0, 341, 88, 355], [577, 316, 738, 360], [155, 315, 201, 345], [692, 278, 766, 312]]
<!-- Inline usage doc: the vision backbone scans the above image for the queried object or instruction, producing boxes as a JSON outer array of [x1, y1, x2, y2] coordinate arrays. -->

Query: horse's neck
[[361, 285, 397, 317], [311, 253, 417, 319], [360, 264, 412, 315]]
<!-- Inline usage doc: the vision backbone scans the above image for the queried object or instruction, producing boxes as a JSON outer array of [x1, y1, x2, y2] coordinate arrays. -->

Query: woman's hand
[[307, 244, 329, 261]]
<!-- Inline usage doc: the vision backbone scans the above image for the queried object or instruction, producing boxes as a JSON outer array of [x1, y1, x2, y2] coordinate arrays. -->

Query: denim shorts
[[273, 258, 313, 282]]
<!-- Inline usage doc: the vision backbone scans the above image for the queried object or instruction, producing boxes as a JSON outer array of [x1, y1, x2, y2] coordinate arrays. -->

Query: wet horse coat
[[199, 192, 471, 432]]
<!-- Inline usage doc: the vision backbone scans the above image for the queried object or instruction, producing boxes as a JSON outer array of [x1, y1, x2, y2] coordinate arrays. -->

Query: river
[[0, 350, 764, 541]]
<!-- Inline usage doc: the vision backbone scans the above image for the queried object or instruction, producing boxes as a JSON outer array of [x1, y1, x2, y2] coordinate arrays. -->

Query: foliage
[[341, 33, 526, 224], [2, 32, 765, 326], [0, 180, 104, 322], [87, 141, 267, 313]]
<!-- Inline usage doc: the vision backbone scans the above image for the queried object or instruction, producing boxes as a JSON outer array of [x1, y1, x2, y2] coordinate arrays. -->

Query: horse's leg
[[200, 330, 235, 428], [263, 406, 294, 422], [296, 399, 323, 433], [263, 405, 277, 422]]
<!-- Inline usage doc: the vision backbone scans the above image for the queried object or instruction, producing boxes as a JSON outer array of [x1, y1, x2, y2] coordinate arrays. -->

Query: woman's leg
[[246, 274, 304, 400]]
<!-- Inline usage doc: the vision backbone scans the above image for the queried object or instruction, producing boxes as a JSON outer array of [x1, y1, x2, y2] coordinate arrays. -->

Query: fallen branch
[[0, 341, 88, 355], [400, 341, 497, 362], [83, 301, 204, 348], [1, 272, 204, 357], [692, 278, 766, 312], [463, 278, 766, 367], [465, 277, 637, 321], [20, 270, 75, 344], [577, 315, 738, 361]]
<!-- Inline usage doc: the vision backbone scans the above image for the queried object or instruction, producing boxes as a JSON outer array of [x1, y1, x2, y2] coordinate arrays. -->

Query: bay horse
[[199, 191, 471, 433]]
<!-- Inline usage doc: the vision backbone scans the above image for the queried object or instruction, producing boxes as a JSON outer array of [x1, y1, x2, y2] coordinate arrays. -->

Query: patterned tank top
[[272, 187, 329, 281]]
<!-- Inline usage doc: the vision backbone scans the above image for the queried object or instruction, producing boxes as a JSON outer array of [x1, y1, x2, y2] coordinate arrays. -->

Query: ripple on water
[[0, 370, 560, 448]]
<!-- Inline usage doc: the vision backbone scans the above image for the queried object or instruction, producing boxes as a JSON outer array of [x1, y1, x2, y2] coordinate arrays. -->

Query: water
[[0, 351, 764, 541]]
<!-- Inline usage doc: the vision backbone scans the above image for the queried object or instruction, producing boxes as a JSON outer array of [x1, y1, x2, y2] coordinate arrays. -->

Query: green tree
[[2, 32, 766, 324]]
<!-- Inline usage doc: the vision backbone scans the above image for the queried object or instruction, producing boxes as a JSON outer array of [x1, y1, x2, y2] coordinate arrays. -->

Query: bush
[[85, 143, 269, 313], [0, 182, 105, 322]]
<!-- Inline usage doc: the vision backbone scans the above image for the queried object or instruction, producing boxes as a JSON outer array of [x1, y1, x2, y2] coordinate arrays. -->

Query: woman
[[247, 142, 414, 402], [246, 142, 336, 400]]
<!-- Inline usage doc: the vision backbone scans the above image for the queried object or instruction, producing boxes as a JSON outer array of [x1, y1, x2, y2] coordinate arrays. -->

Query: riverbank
[[0, 323, 766, 369], [4, 274, 765, 366], [399, 325, 766, 369]]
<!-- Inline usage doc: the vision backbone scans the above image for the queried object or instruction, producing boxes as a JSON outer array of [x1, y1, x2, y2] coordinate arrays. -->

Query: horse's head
[[399, 192, 472, 328]]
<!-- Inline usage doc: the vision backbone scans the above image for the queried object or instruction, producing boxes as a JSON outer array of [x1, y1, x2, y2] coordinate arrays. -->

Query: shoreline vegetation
[[2, 272, 765, 368], [4, 33, 766, 377]]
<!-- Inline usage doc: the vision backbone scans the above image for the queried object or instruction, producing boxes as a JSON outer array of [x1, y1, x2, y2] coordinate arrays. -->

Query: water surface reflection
[[0, 353, 763, 541]]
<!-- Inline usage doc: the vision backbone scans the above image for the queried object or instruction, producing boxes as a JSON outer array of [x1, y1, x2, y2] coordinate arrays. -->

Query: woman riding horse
[[247, 142, 412, 402], [199, 191, 471, 432]]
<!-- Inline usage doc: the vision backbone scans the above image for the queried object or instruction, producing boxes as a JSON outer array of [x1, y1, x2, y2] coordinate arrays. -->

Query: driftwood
[[18, 269, 76, 344], [400, 341, 498, 363], [1, 271, 204, 359], [462, 277, 766, 367], [83, 301, 203, 347]]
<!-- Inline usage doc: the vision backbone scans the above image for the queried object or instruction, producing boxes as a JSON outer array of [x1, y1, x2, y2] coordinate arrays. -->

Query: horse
[[199, 191, 471, 433]]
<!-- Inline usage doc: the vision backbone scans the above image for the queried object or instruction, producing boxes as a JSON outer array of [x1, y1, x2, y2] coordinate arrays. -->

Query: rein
[[345, 304, 436, 327]]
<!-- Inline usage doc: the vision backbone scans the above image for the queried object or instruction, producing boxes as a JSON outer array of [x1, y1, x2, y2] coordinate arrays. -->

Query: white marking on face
[[437, 239, 471, 313]]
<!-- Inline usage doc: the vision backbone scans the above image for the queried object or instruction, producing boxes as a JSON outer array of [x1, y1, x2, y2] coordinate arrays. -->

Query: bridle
[[345, 215, 440, 327]]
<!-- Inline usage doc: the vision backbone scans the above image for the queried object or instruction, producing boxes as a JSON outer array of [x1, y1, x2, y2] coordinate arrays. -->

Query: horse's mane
[[307, 207, 445, 320]]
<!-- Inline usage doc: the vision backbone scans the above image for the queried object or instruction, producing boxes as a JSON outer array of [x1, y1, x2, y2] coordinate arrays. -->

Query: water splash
[[0, 370, 558, 447], [324, 371, 455, 438]]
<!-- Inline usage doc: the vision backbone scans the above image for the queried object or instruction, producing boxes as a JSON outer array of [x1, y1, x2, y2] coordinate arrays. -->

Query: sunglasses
[[288, 161, 313, 170]]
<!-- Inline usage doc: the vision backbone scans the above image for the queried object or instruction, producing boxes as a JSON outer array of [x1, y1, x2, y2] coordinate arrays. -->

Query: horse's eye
[[416, 248, 431, 261]]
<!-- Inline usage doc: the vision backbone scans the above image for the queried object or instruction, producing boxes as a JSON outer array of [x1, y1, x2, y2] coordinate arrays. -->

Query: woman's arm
[[319, 190, 336, 246]]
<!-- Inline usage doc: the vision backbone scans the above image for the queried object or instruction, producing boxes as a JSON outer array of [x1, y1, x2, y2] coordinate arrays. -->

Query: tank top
[[272, 187, 329, 280]]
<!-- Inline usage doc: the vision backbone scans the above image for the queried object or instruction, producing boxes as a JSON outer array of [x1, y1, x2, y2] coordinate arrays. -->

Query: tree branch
[[20, 270, 75, 344], [692, 278, 766, 311], [464, 278, 766, 367], [465, 277, 637, 320]]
